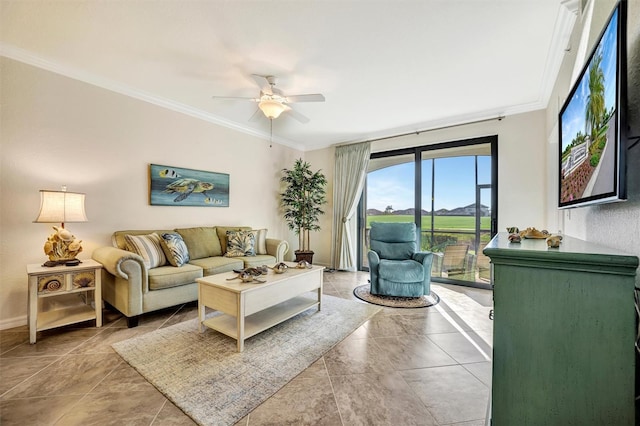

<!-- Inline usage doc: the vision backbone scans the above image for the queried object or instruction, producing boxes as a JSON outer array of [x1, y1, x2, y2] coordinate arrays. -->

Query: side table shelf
[[27, 259, 103, 343]]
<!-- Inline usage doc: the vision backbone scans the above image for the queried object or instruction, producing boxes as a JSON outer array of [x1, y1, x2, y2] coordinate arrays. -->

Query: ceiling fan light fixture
[[258, 99, 286, 119]]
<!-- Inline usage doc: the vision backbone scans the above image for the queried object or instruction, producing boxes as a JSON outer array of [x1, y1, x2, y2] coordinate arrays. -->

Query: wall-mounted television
[[558, 0, 627, 209]]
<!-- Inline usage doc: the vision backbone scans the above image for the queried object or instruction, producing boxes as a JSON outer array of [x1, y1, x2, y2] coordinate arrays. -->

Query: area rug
[[112, 295, 381, 426], [353, 284, 440, 308]]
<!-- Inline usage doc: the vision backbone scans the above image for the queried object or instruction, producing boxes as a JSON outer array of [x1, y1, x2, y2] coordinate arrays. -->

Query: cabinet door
[[492, 264, 635, 425]]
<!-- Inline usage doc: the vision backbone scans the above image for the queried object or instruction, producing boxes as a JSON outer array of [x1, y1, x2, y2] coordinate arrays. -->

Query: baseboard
[[0, 315, 27, 331]]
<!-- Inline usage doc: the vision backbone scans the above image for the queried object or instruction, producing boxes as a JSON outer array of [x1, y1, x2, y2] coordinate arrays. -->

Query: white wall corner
[[561, 0, 581, 16], [539, 1, 579, 108]]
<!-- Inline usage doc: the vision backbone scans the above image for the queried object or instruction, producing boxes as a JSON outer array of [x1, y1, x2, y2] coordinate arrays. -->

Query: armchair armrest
[[265, 238, 289, 263], [367, 250, 380, 269], [412, 251, 434, 269], [413, 251, 434, 295], [367, 250, 381, 294]]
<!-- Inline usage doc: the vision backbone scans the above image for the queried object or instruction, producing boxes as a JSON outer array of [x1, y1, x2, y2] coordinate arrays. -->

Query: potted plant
[[281, 159, 327, 264]]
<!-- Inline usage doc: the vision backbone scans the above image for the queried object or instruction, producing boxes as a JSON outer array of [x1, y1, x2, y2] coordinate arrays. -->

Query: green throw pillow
[[175, 227, 221, 259]]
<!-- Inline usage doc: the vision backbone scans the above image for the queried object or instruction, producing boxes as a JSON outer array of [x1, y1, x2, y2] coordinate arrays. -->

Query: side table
[[27, 259, 103, 344]]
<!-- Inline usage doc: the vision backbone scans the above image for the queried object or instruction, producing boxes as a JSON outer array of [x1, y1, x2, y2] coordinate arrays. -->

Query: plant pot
[[294, 250, 314, 264]]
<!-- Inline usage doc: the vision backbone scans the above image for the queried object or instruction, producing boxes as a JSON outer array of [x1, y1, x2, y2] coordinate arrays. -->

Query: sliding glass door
[[360, 136, 497, 288], [361, 153, 415, 269]]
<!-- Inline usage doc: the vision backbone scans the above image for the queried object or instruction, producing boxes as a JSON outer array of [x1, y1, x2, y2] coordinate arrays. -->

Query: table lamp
[[33, 186, 88, 267]]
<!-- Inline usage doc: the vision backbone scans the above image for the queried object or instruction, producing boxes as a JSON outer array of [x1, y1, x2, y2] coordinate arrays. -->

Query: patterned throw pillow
[[124, 233, 167, 269], [224, 230, 256, 257], [252, 229, 268, 255], [160, 233, 190, 267]]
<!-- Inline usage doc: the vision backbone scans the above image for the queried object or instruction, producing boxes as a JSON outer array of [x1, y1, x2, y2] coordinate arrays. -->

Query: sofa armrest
[[92, 246, 142, 278], [92, 246, 149, 293], [265, 238, 289, 263]]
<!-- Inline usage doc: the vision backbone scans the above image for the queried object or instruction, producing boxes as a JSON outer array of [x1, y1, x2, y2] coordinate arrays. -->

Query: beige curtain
[[331, 141, 371, 270]]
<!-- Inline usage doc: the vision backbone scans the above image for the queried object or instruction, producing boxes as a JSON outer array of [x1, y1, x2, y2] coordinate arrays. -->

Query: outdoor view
[[364, 151, 493, 285], [560, 7, 618, 204]]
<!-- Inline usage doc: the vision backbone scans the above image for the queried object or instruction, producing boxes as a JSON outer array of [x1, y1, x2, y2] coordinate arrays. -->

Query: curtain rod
[[352, 115, 505, 145]]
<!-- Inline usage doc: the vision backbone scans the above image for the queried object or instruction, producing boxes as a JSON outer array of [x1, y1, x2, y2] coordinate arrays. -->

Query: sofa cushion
[[252, 229, 268, 255], [216, 226, 251, 254], [148, 264, 203, 291], [175, 227, 222, 259], [189, 256, 243, 276], [124, 233, 167, 269], [160, 232, 190, 267], [237, 254, 277, 268], [225, 230, 256, 257], [112, 229, 174, 251]]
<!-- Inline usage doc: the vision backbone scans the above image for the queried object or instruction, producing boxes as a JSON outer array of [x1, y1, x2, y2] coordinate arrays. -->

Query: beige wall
[[307, 109, 548, 268], [0, 58, 303, 328]]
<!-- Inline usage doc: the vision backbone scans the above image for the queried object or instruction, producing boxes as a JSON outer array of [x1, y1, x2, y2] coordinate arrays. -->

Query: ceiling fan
[[212, 75, 325, 123]]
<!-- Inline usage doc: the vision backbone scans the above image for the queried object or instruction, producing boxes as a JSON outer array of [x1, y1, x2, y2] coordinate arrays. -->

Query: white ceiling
[[0, 1, 577, 151]]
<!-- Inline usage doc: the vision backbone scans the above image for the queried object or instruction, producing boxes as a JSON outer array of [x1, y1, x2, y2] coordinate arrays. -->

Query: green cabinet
[[484, 233, 638, 425]]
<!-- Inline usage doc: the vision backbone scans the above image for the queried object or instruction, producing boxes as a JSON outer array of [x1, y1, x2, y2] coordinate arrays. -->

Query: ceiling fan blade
[[248, 108, 264, 122], [212, 96, 259, 102], [284, 105, 310, 123], [285, 94, 325, 103], [251, 74, 273, 96]]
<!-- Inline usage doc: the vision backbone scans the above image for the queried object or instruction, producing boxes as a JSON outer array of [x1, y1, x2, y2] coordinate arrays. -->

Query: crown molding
[[0, 43, 304, 151], [537, 2, 579, 109]]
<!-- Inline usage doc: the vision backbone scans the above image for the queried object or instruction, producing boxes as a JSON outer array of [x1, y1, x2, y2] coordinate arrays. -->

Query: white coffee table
[[197, 263, 324, 352]]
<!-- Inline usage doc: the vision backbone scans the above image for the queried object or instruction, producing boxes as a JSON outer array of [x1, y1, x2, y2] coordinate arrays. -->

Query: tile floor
[[0, 271, 493, 426]]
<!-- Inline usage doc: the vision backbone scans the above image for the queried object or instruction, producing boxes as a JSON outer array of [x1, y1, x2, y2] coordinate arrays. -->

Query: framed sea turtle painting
[[149, 164, 229, 207]]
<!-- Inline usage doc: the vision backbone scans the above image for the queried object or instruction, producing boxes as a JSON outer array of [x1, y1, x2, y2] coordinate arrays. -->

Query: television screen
[[558, 1, 627, 209]]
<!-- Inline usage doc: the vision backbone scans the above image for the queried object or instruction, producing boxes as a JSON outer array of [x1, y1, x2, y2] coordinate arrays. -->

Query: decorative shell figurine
[[270, 262, 289, 274], [43, 226, 83, 262], [508, 233, 522, 243], [520, 227, 549, 239], [546, 235, 563, 248]]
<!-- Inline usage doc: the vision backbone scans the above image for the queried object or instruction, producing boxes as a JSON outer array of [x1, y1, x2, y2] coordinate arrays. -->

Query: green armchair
[[367, 222, 434, 297]]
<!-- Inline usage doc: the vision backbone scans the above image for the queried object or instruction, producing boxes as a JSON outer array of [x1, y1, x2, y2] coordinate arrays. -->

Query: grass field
[[367, 214, 490, 231]]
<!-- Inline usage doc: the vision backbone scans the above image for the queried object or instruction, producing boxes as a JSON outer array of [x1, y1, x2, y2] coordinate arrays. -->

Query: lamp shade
[[258, 99, 286, 119], [34, 190, 88, 224]]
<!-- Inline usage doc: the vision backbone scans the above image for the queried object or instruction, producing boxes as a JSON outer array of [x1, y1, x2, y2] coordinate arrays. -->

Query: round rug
[[353, 284, 440, 308]]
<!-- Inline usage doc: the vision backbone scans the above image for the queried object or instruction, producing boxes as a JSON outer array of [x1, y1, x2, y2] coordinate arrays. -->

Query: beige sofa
[[92, 226, 289, 327]]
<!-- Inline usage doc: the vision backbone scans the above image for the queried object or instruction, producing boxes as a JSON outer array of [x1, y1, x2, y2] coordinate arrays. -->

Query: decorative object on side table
[[281, 159, 327, 264], [33, 187, 88, 267]]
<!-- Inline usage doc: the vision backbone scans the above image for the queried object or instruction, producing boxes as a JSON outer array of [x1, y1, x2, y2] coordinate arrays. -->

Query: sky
[[560, 7, 618, 151], [367, 156, 491, 211]]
